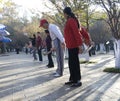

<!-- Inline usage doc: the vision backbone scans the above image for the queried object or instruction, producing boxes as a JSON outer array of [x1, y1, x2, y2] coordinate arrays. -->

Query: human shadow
[[34, 85, 78, 101]]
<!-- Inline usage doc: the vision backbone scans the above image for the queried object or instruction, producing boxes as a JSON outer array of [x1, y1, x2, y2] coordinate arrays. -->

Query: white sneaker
[[54, 73, 61, 77]]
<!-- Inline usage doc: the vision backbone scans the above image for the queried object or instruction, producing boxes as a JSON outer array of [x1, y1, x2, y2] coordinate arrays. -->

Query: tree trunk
[[64, 47, 68, 59], [79, 44, 90, 61], [114, 40, 120, 68], [99, 43, 105, 53], [1, 43, 6, 54]]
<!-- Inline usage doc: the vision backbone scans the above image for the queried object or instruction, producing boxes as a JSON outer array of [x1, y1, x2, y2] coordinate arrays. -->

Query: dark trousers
[[16, 48, 19, 54], [38, 49, 43, 61], [68, 48, 81, 83], [47, 48, 54, 66]]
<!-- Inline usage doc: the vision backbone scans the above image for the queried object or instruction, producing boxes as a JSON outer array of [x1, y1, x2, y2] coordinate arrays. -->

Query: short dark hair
[[44, 30, 49, 33], [37, 32, 40, 34], [33, 34, 36, 37]]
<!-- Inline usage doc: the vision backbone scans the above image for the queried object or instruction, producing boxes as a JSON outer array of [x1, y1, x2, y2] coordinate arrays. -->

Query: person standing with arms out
[[63, 7, 91, 87], [36, 32, 43, 62], [80, 27, 93, 56], [45, 30, 54, 68], [80, 26, 92, 47], [39, 19, 65, 77]]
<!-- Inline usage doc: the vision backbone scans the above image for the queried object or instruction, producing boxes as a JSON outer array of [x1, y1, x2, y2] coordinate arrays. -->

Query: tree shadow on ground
[[34, 73, 119, 101], [72, 74, 119, 101], [0, 69, 56, 98]]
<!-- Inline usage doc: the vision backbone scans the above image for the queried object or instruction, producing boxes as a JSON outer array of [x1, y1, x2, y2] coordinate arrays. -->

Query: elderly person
[[39, 19, 65, 77]]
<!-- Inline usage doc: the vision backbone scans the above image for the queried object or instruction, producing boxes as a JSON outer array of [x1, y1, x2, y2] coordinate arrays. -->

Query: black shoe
[[71, 82, 82, 87], [48, 65, 54, 68], [65, 81, 73, 85], [33, 59, 37, 61]]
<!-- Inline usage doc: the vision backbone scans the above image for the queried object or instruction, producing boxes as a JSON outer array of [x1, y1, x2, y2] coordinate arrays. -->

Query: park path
[[0, 52, 120, 101]]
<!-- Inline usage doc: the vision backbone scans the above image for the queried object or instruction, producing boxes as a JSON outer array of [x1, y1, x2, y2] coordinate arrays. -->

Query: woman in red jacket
[[63, 7, 84, 87]]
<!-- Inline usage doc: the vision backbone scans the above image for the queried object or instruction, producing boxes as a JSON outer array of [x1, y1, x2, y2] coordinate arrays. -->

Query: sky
[[11, 0, 52, 18], [12, 0, 50, 10], [10, 0, 103, 20]]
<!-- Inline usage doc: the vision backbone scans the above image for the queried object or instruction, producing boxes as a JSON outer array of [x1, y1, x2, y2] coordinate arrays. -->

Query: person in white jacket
[[39, 19, 65, 77]]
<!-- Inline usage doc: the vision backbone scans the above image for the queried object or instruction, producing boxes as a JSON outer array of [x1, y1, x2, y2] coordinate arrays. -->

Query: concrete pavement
[[0, 52, 120, 101]]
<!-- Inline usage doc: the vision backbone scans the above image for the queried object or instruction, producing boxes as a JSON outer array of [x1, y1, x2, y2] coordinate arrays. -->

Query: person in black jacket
[[45, 30, 54, 68]]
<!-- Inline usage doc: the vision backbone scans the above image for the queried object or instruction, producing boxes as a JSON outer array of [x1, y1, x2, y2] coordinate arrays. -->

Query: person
[[80, 27, 92, 46], [80, 27, 93, 56], [39, 19, 65, 77], [28, 41, 33, 54], [25, 43, 29, 54], [45, 30, 54, 68], [30, 34, 37, 60], [16, 45, 20, 54], [36, 32, 43, 62], [63, 7, 91, 87]]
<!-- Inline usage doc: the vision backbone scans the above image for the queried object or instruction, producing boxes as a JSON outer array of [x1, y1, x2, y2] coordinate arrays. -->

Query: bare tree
[[95, 0, 120, 68], [42, 0, 96, 31], [90, 20, 112, 44], [90, 20, 112, 53]]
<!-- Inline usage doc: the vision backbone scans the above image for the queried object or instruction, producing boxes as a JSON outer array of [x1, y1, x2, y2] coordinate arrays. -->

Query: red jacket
[[80, 27, 91, 45], [64, 18, 82, 48], [36, 36, 42, 49]]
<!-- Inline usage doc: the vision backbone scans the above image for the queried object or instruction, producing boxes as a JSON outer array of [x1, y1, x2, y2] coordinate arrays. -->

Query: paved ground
[[0, 52, 120, 101]]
